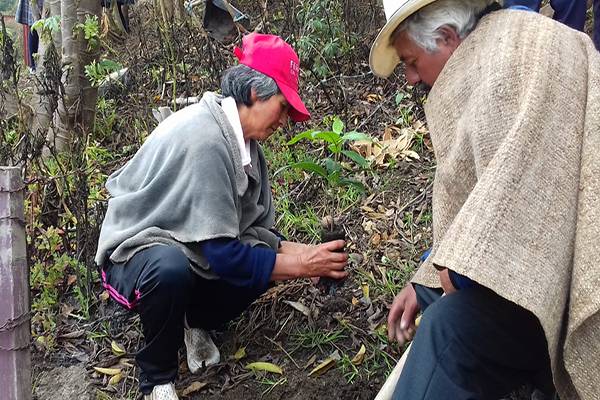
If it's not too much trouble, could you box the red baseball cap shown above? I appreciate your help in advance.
[234,33,310,122]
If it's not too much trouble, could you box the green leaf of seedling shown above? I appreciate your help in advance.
[332,117,344,135]
[314,131,341,146]
[326,143,338,154]
[341,131,372,142]
[291,161,328,178]
[324,158,342,174]
[327,170,341,186]
[287,129,320,145]
[395,92,406,105]
[341,150,369,168]
[338,178,365,192]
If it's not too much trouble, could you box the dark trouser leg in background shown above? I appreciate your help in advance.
[392,285,553,400]
[550,0,587,30]
[103,245,264,394]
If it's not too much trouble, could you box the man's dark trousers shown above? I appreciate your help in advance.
[391,285,554,400]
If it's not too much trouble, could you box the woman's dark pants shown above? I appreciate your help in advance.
[392,285,554,400]
[102,245,263,394]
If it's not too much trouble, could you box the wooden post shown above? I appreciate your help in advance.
[0,167,31,400]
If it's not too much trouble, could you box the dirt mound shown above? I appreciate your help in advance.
[34,365,93,400]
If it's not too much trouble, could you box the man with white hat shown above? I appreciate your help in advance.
[370,1,600,399]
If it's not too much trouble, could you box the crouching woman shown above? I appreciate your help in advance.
[95,33,348,400]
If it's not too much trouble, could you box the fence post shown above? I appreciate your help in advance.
[0,166,31,400]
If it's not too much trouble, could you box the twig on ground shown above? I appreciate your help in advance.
[264,335,301,369]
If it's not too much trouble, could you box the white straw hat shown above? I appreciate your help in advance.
[369,0,438,78]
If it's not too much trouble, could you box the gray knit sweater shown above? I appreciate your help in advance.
[94,92,279,278]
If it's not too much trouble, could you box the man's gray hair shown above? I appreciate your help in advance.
[221,64,280,106]
[391,0,495,52]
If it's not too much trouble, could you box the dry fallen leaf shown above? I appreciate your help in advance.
[108,373,123,385]
[304,354,317,369]
[366,93,382,103]
[351,344,367,365]
[67,274,77,286]
[99,291,110,302]
[361,282,370,302]
[182,381,208,396]
[371,233,381,246]
[93,367,122,376]
[60,304,75,317]
[350,126,423,167]
[308,350,341,377]
[283,300,311,317]
[234,346,247,361]
[119,358,135,368]
[59,329,85,339]
[245,362,283,375]
[111,340,126,356]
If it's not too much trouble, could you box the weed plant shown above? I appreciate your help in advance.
[295,0,358,79]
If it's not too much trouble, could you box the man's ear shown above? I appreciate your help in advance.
[437,25,461,51]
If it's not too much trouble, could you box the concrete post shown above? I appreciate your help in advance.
[0,167,31,400]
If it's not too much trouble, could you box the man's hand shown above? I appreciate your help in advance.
[299,240,348,279]
[438,268,457,294]
[387,283,420,345]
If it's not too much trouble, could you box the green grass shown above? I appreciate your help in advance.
[338,354,360,383]
[291,326,347,353]
[274,197,321,242]
[356,260,416,301]
[363,342,400,379]
[257,376,287,396]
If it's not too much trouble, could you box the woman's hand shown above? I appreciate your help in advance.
[278,240,310,255]
[298,240,348,279]
[387,284,420,345]
[271,240,348,281]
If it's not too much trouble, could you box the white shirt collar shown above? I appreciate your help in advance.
[221,97,251,167]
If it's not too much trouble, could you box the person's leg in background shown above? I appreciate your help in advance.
[391,286,553,400]
[550,0,587,30]
[28,27,39,71]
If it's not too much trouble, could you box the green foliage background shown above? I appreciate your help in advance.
[0,0,17,14]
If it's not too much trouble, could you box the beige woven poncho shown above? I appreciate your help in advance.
[411,9,600,400]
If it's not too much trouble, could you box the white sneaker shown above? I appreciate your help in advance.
[184,327,220,373]
[144,383,178,400]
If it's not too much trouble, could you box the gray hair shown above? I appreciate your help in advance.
[221,64,280,106]
[391,0,494,52]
